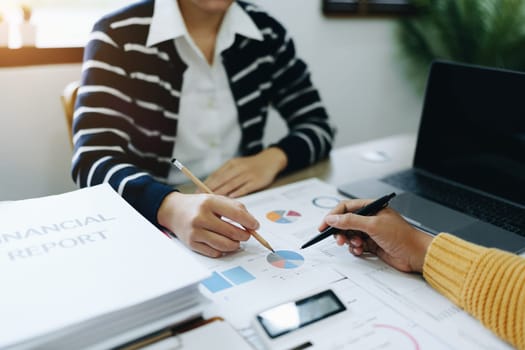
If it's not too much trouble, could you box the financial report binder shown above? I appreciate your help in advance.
[0,184,210,349]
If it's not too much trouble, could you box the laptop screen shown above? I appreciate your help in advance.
[414,61,525,205]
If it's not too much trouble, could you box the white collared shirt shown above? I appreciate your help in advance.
[146,0,263,185]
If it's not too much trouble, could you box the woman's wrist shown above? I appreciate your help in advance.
[157,191,183,228]
[264,147,288,173]
[411,229,434,273]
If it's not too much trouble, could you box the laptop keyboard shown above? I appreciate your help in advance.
[382,170,525,236]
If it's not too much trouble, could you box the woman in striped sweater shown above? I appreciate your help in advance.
[320,198,524,349]
[72,0,334,257]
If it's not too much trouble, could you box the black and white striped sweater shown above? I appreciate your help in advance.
[72,0,335,226]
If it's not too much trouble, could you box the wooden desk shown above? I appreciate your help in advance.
[178,133,417,193]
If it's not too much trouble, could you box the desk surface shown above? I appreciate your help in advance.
[179,133,416,193]
[274,133,416,189]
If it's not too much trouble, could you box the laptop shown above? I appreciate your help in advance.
[338,60,525,254]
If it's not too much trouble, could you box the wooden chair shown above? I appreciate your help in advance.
[60,81,80,148]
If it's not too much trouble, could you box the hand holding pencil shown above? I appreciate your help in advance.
[158,159,274,256]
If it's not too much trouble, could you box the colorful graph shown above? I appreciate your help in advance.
[266,210,302,224]
[201,266,256,293]
[312,196,340,209]
[373,324,420,350]
[267,250,305,269]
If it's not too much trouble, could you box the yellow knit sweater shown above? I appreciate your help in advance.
[423,233,525,349]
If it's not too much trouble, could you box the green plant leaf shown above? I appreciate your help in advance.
[397,0,525,90]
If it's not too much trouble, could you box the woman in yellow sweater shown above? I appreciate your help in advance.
[318,198,524,349]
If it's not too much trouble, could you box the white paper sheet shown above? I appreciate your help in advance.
[195,178,511,349]
[194,179,348,328]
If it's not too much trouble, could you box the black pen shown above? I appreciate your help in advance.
[300,192,396,249]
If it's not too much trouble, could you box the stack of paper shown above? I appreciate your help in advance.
[0,184,210,350]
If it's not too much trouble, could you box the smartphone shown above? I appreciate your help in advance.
[251,289,347,350]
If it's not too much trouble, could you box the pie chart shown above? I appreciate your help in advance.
[267,250,304,269]
[266,210,302,224]
[312,196,340,209]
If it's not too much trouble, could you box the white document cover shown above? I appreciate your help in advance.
[0,184,210,349]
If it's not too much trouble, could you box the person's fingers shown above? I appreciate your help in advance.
[335,233,347,246]
[328,201,349,214]
[326,200,355,216]
[334,232,368,249]
[335,233,367,257]
[318,199,374,231]
[197,212,251,242]
[340,199,375,213]
[204,160,241,191]
[212,174,248,197]
[206,196,259,231]
[187,240,223,258]
[194,229,244,252]
[204,171,233,193]
[318,201,348,231]
[350,245,364,256]
[205,174,233,193]
[325,212,375,234]
[228,181,259,198]
[348,234,365,248]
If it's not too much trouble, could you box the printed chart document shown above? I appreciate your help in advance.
[195,179,348,329]
[195,178,512,349]
[0,184,210,350]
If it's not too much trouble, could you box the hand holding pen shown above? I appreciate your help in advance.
[317,196,433,273]
[301,193,396,249]
[171,159,275,253]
